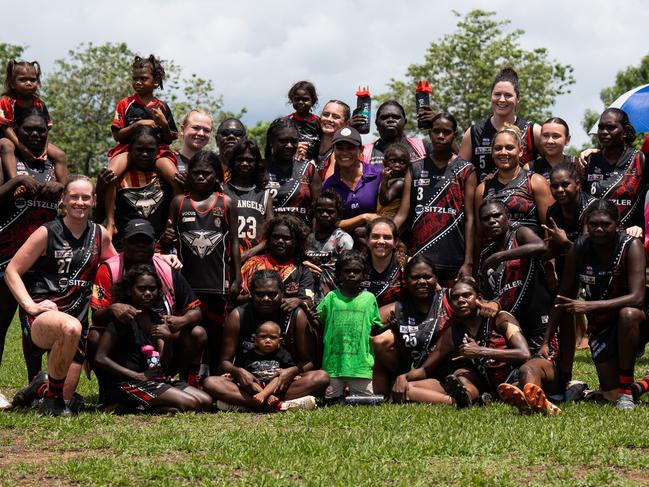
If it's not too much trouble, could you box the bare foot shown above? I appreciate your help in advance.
[267,395,280,408]
[253,393,265,405]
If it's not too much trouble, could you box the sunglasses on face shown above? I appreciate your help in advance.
[217,129,245,138]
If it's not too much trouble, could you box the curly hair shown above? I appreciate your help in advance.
[187,150,224,192]
[262,214,309,260]
[288,80,318,107]
[249,269,286,296]
[112,264,162,307]
[312,189,345,218]
[133,54,166,89]
[127,125,161,147]
[335,249,367,278]
[364,217,408,272]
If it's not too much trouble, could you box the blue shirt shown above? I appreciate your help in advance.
[323,163,383,219]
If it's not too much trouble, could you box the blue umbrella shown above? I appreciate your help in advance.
[589,83,649,134]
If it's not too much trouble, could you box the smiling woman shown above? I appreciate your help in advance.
[174,109,214,174]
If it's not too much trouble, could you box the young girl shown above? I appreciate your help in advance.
[104,55,182,232]
[0,60,66,180]
[95,264,211,413]
[225,139,273,262]
[377,143,408,218]
[312,250,384,400]
[285,80,321,162]
[528,117,577,181]
[304,190,354,303]
[584,108,645,237]
[165,150,241,371]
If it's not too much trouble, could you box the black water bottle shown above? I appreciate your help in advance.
[353,86,371,134]
[416,80,433,130]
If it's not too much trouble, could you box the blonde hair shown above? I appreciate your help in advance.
[180,108,214,130]
[493,122,522,148]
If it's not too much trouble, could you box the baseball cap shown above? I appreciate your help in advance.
[123,219,155,240]
[331,126,362,147]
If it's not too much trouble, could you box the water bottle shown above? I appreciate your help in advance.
[353,86,371,134]
[141,345,161,370]
[416,80,433,130]
[343,394,385,405]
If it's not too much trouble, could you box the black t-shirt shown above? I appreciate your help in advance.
[237,347,295,383]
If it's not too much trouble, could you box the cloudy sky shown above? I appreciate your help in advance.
[4,0,649,146]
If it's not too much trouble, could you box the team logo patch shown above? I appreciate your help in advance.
[181,230,223,258]
[213,207,224,217]
[122,188,164,218]
[285,282,299,295]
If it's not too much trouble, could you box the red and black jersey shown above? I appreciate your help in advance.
[225,183,269,254]
[483,169,539,234]
[266,158,316,223]
[175,193,232,295]
[394,289,452,368]
[480,229,552,354]
[585,147,645,229]
[574,232,636,333]
[529,155,578,182]
[286,112,322,162]
[25,218,102,327]
[469,117,536,182]
[240,254,315,302]
[107,95,178,158]
[0,95,52,128]
[114,171,172,248]
[361,255,405,307]
[0,158,58,274]
[407,155,474,271]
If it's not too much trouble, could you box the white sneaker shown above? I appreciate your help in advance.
[615,393,635,411]
[279,395,317,411]
[216,400,248,412]
[0,392,10,410]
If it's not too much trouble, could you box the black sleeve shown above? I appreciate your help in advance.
[164,101,178,134]
[297,265,315,300]
[277,347,295,368]
[172,269,199,314]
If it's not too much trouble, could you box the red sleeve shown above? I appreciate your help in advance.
[91,263,114,310]
[111,97,130,130]
[0,96,15,126]
[240,256,266,296]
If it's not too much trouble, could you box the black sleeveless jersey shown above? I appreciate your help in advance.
[266,158,316,223]
[176,193,231,294]
[360,255,405,307]
[483,169,539,234]
[235,303,298,359]
[225,183,269,254]
[394,290,451,368]
[407,155,474,270]
[585,147,645,228]
[115,174,172,246]
[574,232,636,333]
[26,218,102,327]
[0,158,58,273]
[528,155,578,181]
[469,117,536,182]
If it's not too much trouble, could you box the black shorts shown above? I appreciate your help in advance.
[19,311,87,364]
[589,326,617,364]
[104,379,189,409]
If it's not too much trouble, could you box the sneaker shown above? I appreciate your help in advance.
[279,395,317,411]
[443,375,472,409]
[38,396,72,417]
[615,393,635,411]
[12,371,48,408]
[497,383,530,414]
[0,392,11,410]
[478,392,493,406]
[564,380,588,403]
[66,393,85,415]
[215,400,248,412]
[523,383,561,415]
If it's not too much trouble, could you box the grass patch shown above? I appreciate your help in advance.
[2,318,649,485]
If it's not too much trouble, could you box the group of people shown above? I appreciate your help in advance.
[0,55,648,417]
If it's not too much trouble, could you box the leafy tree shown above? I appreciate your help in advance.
[581,53,649,147]
[43,42,243,176]
[247,120,271,153]
[0,43,27,81]
[378,10,575,134]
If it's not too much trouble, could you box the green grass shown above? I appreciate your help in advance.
[2,319,649,486]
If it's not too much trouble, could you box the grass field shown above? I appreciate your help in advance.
[2,320,649,486]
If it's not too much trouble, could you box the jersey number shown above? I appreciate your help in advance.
[416,187,424,201]
[269,188,278,199]
[57,257,72,274]
[238,216,257,239]
[402,334,418,347]
[478,154,486,169]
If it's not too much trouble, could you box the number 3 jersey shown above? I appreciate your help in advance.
[225,183,269,254]
[175,193,232,295]
[25,218,103,327]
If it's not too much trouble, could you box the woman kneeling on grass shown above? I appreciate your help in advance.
[95,264,211,413]
[390,278,531,408]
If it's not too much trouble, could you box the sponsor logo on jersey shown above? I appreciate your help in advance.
[237,200,265,212]
[182,216,196,223]
[579,274,596,285]
[14,198,58,211]
[500,279,522,293]
[59,278,91,289]
[213,207,224,217]
[54,249,73,258]
[181,230,223,258]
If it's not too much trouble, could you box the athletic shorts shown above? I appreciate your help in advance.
[325,377,373,399]
[104,379,189,410]
[19,311,87,364]
[588,326,617,364]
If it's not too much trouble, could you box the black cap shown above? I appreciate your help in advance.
[123,219,155,240]
[331,126,362,147]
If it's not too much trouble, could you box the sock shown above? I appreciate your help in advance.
[36,383,48,398]
[631,373,649,399]
[187,364,200,388]
[45,376,65,398]
[618,369,634,396]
